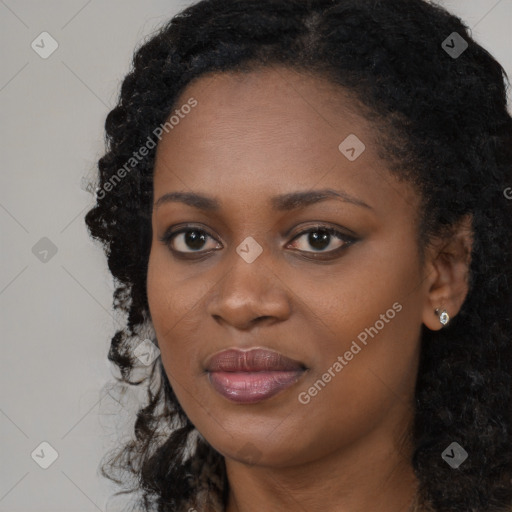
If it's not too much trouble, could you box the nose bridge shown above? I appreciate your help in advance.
[223,236,272,303]
[207,236,291,327]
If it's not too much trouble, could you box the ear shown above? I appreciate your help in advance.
[421,214,473,331]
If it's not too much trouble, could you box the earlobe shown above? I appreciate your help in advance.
[424,305,451,331]
[434,308,450,326]
[423,307,451,332]
[421,215,473,331]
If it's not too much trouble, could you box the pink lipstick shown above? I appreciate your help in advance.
[205,348,306,404]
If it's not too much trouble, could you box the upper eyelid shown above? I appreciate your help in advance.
[162,225,219,242]
[162,223,352,238]
[289,226,353,239]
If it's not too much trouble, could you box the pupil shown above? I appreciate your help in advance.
[309,230,330,251]
[185,230,206,250]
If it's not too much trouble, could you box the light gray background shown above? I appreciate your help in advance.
[1,1,511,511]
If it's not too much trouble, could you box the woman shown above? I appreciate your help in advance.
[85,0,512,510]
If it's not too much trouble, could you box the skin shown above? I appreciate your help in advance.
[146,66,472,512]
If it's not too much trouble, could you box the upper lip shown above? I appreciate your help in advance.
[204,348,306,372]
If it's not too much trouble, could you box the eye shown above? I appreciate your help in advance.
[287,226,356,257]
[158,226,222,257]
[159,224,357,260]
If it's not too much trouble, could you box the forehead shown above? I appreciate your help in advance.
[152,66,417,217]
[155,66,370,169]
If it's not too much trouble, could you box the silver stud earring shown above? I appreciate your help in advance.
[435,308,450,326]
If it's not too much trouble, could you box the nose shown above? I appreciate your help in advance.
[206,248,292,330]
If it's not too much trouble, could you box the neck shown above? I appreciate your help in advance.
[224,412,419,512]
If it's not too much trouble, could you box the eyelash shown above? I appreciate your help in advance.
[158,224,357,260]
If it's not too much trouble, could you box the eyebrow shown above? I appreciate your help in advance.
[153,188,372,212]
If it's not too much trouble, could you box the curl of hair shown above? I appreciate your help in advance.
[85,1,512,510]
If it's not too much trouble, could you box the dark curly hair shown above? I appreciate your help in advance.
[84,0,512,510]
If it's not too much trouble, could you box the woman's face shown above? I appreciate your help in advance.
[147,66,432,468]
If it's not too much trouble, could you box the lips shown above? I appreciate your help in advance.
[205,348,306,404]
[205,348,305,372]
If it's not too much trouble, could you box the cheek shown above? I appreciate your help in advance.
[146,248,201,371]
[304,236,423,355]
[297,241,424,428]
[147,241,210,326]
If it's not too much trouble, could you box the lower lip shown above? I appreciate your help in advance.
[208,370,305,403]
